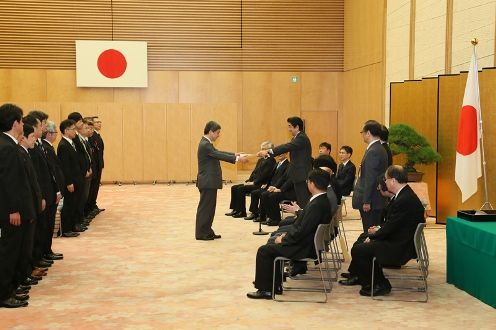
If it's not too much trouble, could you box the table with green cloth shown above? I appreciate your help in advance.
[446,216,496,308]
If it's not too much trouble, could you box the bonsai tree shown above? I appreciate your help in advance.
[388,123,441,172]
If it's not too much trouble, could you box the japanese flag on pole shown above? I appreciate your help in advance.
[455,49,482,202]
[76,40,148,88]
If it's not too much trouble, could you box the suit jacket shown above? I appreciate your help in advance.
[196,136,236,190]
[336,160,356,196]
[18,146,42,217]
[278,193,331,260]
[248,157,276,186]
[369,185,425,265]
[43,139,66,194]
[268,159,289,187]
[89,131,104,169]
[271,131,312,184]
[0,133,34,223]
[29,142,57,206]
[73,134,91,175]
[57,138,85,189]
[352,140,388,210]
[382,142,393,167]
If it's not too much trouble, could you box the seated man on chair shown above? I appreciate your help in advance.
[225,141,275,218]
[336,145,356,196]
[247,169,331,299]
[338,165,425,297]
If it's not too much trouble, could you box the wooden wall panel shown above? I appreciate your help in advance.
[47,70,114,103]
[242,72,272,163]
[301,72,343,112]
[190,104,214,182]
[142,104,167,182]
[178,72,210,104]
[390,79,438,215]
[141,71,179,103]
[342,63,385,159]
[211,103,238,181]
[271,73,301,146]
[114,89,142,103]
[0,69,46,101]
[303,111,338,159]
[167,104,191,182]
[344,0,385,70]
[96,103,123,182]
[122,104,144,182]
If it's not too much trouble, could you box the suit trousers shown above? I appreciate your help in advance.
[293,181,310,208]
[0,220,23,300]
[86,168,102,212]
[359,209,383,232]
[79,177,92,219]
[248,188,265,215]
[32,210,48,264]
[264,191,296,223]
[43,203,57,254]
[348,241,387,287]
[195,188,217,239]
[61,181,83,233]
[229,184,259,213]
[16,219,35,285]
[254,243,284,292]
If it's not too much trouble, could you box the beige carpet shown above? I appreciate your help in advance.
[1,184,495,329]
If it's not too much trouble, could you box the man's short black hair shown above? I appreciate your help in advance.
[307,168,330,191]
[0,103,23,132]
[204,121,221,135]
[362,120,382,137]
[29,110,49,121]
[23,124,34,138]
[287,116,304,132]
[340,145,353,155]
[60,119,76,134]
[68,112,83,122]
[22,114,40,128]
[313,155,337,174]
[319,142,332,151]
[379,125,389,142]
[386,165,408,184]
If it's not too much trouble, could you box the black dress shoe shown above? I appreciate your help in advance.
[213,234,221,239]
[17,284,31,291]
[338,276,360,286]
[40,258,54,264]
[14,294,29,301]
[0,296,28,308]
[21,278,38,286]
[232,212,247,218]
[359,282,392,297]
[72,225,86,232]
[225,210,237,216]
[264,219,279,226]
[29,274,42,281]
[62,232,79,237]
[244,213,258,220]
[49,251,64,257]
[37,260,52,268]
[44,253,63,261]
[246,290,272,299]
[340,272,352,279]
[196,236,214,241]
[253,217,264,222]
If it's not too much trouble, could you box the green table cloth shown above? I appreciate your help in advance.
[446,216,496,308]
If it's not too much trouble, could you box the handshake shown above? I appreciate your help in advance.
[236,152,250,163]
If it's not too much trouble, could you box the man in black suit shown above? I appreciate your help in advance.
[245,153,289,221]
[247,169,331,299]
[257,116,313,207]
[195,121,247,240]
[380,125,393,167]
[340,165,425,296]
[0,103,30,308]
[57,119,84,238]
[336,145,356,196]
[225,141,275,218]
[87,116,105,215]
[352,120,388,232]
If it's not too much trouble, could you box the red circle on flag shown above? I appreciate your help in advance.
[97,49,127,79]
[456,105,478,155]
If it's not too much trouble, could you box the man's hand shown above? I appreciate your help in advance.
[367,226,379,235]
[280,201,301,215]
[267,186,276,192]
[275,233,286,244]
[363,203,371,212]
[257,150,269,158]
[56,192,62,204]
[67,184,74,193]
[238,154,249,163]
[364,237,371,243]
[41,199,46,211]
[9,212,21,226]
[261,184,267,189]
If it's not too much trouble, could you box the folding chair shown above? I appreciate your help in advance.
[272,224,333,303]
[371,222,429,302]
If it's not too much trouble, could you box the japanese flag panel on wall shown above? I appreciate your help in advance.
[76,40,148,88]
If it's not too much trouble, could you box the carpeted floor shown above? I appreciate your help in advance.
[1,184,495,329]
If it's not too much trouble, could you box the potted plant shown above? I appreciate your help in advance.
[388,123,442,182]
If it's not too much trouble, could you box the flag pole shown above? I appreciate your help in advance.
[472,38,494,210]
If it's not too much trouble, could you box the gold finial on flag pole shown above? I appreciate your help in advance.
[471,38,478,46]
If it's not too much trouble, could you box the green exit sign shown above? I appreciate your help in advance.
[291,75,298,83]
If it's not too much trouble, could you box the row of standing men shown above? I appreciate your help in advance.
[0,104,105,308]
